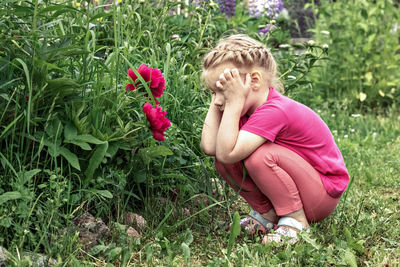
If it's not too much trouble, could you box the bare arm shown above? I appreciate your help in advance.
[215,69,266,164]
[201,94,222,156]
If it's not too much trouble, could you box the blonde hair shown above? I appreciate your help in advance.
[202,34,283,92]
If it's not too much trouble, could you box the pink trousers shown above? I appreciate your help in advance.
[215,142,340,223]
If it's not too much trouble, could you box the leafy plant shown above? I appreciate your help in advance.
[309,0,400,109]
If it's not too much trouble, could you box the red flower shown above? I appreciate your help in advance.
[142,102,171,141]
[126,64,166,100]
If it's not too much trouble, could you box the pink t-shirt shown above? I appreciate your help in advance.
[240,88,349,198]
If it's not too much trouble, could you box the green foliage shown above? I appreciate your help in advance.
[310,0,400,108]
[227,211,241,257]
[0,0,399,265]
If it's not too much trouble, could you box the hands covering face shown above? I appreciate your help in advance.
[216,68,251,102]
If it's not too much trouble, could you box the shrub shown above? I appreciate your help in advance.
[309,0,400,109]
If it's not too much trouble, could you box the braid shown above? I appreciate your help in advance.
[202,34,283,92]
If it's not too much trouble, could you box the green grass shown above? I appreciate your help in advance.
[123,107,400,267]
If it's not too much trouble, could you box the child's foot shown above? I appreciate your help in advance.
[226,210,275,235]
[262,216,309,244]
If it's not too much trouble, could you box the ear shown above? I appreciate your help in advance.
[250,71,262,90]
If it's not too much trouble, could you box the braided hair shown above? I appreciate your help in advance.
[202,34,283,92]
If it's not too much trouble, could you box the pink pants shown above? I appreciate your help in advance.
[215,142,340,223]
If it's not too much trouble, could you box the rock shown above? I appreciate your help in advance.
[73,211,95,225]
[123,212,147,232]
[77,229,99,250]
[127,226,141,239]
[24,252,57,267]
[73,212,110,238]
[183,208,191,217]
[0,246,8,267]
[95,218,111,238]
[0,246,57,267]
[73,212,111,250]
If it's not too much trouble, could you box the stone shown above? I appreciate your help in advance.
[72,212,111,250]
[0,246,8,267]
[0,247,57,267]
[123,212,147,232]
[183,208,191,217]
[127,226,141,239]
[24,252,57,267]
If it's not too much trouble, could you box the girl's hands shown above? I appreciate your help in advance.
[216,68,251,103]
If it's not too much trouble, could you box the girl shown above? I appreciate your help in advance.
[200,34,349,244]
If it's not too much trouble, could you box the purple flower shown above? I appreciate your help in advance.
[258,25,271,34]
[248,0,284,19]
[258,24,277,35]
[219,0,236,17]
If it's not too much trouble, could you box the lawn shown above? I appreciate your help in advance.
[126,108,400,266]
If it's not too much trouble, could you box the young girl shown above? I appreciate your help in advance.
[200,34,349,244]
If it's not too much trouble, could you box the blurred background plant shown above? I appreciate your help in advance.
[308,0,400,110]
[0,0,399,265]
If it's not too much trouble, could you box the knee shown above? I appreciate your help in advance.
[244,142,277,171]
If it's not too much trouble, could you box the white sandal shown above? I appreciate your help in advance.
[262,216,309,244]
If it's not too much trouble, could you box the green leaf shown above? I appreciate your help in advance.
[64,140,91,150]
[85,142,109,180]
[89,244,109,256]
[74,134,105,144]
[18,169,41,182]
[183,229,194,246]
[44,139,60,157]
[0,113,23,139]
[59,146,81,171]
[227,211,241,257]
[0,217,12,228]
[344,249,358,267]
[106,142,119,158]
[91,189,113,199]
[108,247,122,261]
[360,8,368,19]
[45,119,63,146]
[139,145,173,165]
[46,78,80,91]
[344,227,354,243]
[133,170,147,184]
[0,191,22,205]
[38,4,80,16]
[300,231,320,250]
[64,122,78,140]
[181,243,190,265]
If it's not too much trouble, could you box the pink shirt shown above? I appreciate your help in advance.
[240,88,349,198]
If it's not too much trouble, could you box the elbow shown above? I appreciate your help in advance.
[200,143,216,156]
[215,152,236,164]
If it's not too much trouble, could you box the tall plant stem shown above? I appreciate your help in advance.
[113,3,121,92]
[26,0,39,134]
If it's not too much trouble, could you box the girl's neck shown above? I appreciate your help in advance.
[247,87,270,116]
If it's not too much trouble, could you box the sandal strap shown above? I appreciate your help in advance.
[277,216,309,232]
[248,210,274,230]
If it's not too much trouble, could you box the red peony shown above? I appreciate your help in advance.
[142,102,171,141]
[126,64,166,100]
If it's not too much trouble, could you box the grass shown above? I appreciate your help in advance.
[1,0,399,266]
[123,107,400,266]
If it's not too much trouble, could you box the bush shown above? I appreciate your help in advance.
[309,0,400,109]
